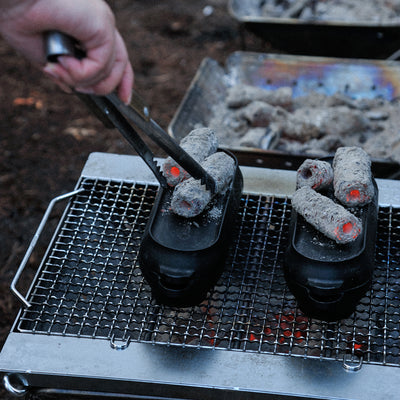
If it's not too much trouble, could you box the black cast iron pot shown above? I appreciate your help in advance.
[139,150,243,307]
[284,180,379,321]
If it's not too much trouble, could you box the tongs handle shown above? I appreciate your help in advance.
[44,31,217,193]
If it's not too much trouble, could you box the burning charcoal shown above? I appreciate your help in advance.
[292,186,362,244]
[171,152,235,218]
[226,84,293,109]
[162,128,218,186]
[333,146,374,207]
[296,159,333,190]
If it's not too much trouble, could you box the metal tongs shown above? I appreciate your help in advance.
[45,31,216,193]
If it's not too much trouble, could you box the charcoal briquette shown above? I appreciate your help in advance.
[171,152,236,218]
[333,146,374,207]
[292,186,362,244]
[162,128,218,186]
[296,159,333,190]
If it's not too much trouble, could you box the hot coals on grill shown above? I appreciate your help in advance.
[284,147,379,321]
[171,152,236,218]
[138,129,243,307]
[162,128,218,186]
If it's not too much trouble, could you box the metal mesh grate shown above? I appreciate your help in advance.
[16,178,400,367]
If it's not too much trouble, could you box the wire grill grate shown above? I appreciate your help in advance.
[16,178,400,367]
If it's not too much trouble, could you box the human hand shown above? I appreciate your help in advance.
[0,0,134,104]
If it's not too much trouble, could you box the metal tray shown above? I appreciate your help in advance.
[168,51,400,177]
[228,0,400,58]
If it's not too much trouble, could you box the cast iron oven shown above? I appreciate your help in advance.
[1,152,400,400]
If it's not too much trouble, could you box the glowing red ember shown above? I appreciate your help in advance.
[347,189,360,202]
[170,166,180,177]
[342,222,353,234]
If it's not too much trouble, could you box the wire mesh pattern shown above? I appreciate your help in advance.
[17,178,400,367]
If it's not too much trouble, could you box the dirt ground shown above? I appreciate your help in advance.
[0,1,271,398]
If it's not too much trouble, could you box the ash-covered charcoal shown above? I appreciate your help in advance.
[275,113,320,141]
[291,92,385,112]
[315,107,370,137]
[333,147,374,207]
[296,159,333,190]
[171,152,236,218]
[226,84,293,109]
[288,106,370,138]
[236,101,288,127]
[238,126,280,149]
[258,0,400,23]
[208,83,400,161]
[280,0,310,18]
[291,135,345,157]
[238,127,268,148]
[162,128,218,186]
[292,186,362,244]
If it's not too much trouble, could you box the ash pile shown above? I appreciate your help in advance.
[207,84,400,163]
[250,0,400,23]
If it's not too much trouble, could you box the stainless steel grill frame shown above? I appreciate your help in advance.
[1,152,400,399]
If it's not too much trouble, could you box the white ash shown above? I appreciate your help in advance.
[207,204,223,221]
[236,101,288,127]
[162,127,218,186]
[171,152,236,218]
[333,147,374,207]
[227,84,293,108]
[296,159,333,190]
[206,85,400,162]
[283,134,345,158]
[292,186,362,244]
[256,0,400,23]
[291,92,386,110]
[280,0,310,19]
[238,127,269,148]
[290,106,370,137]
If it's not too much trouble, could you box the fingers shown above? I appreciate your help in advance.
[75,32,134,103]
[117,61,134,105]
[2,0,134,102]
[42,23,134,103]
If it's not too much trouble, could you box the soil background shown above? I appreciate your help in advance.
[0,1,270,399]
